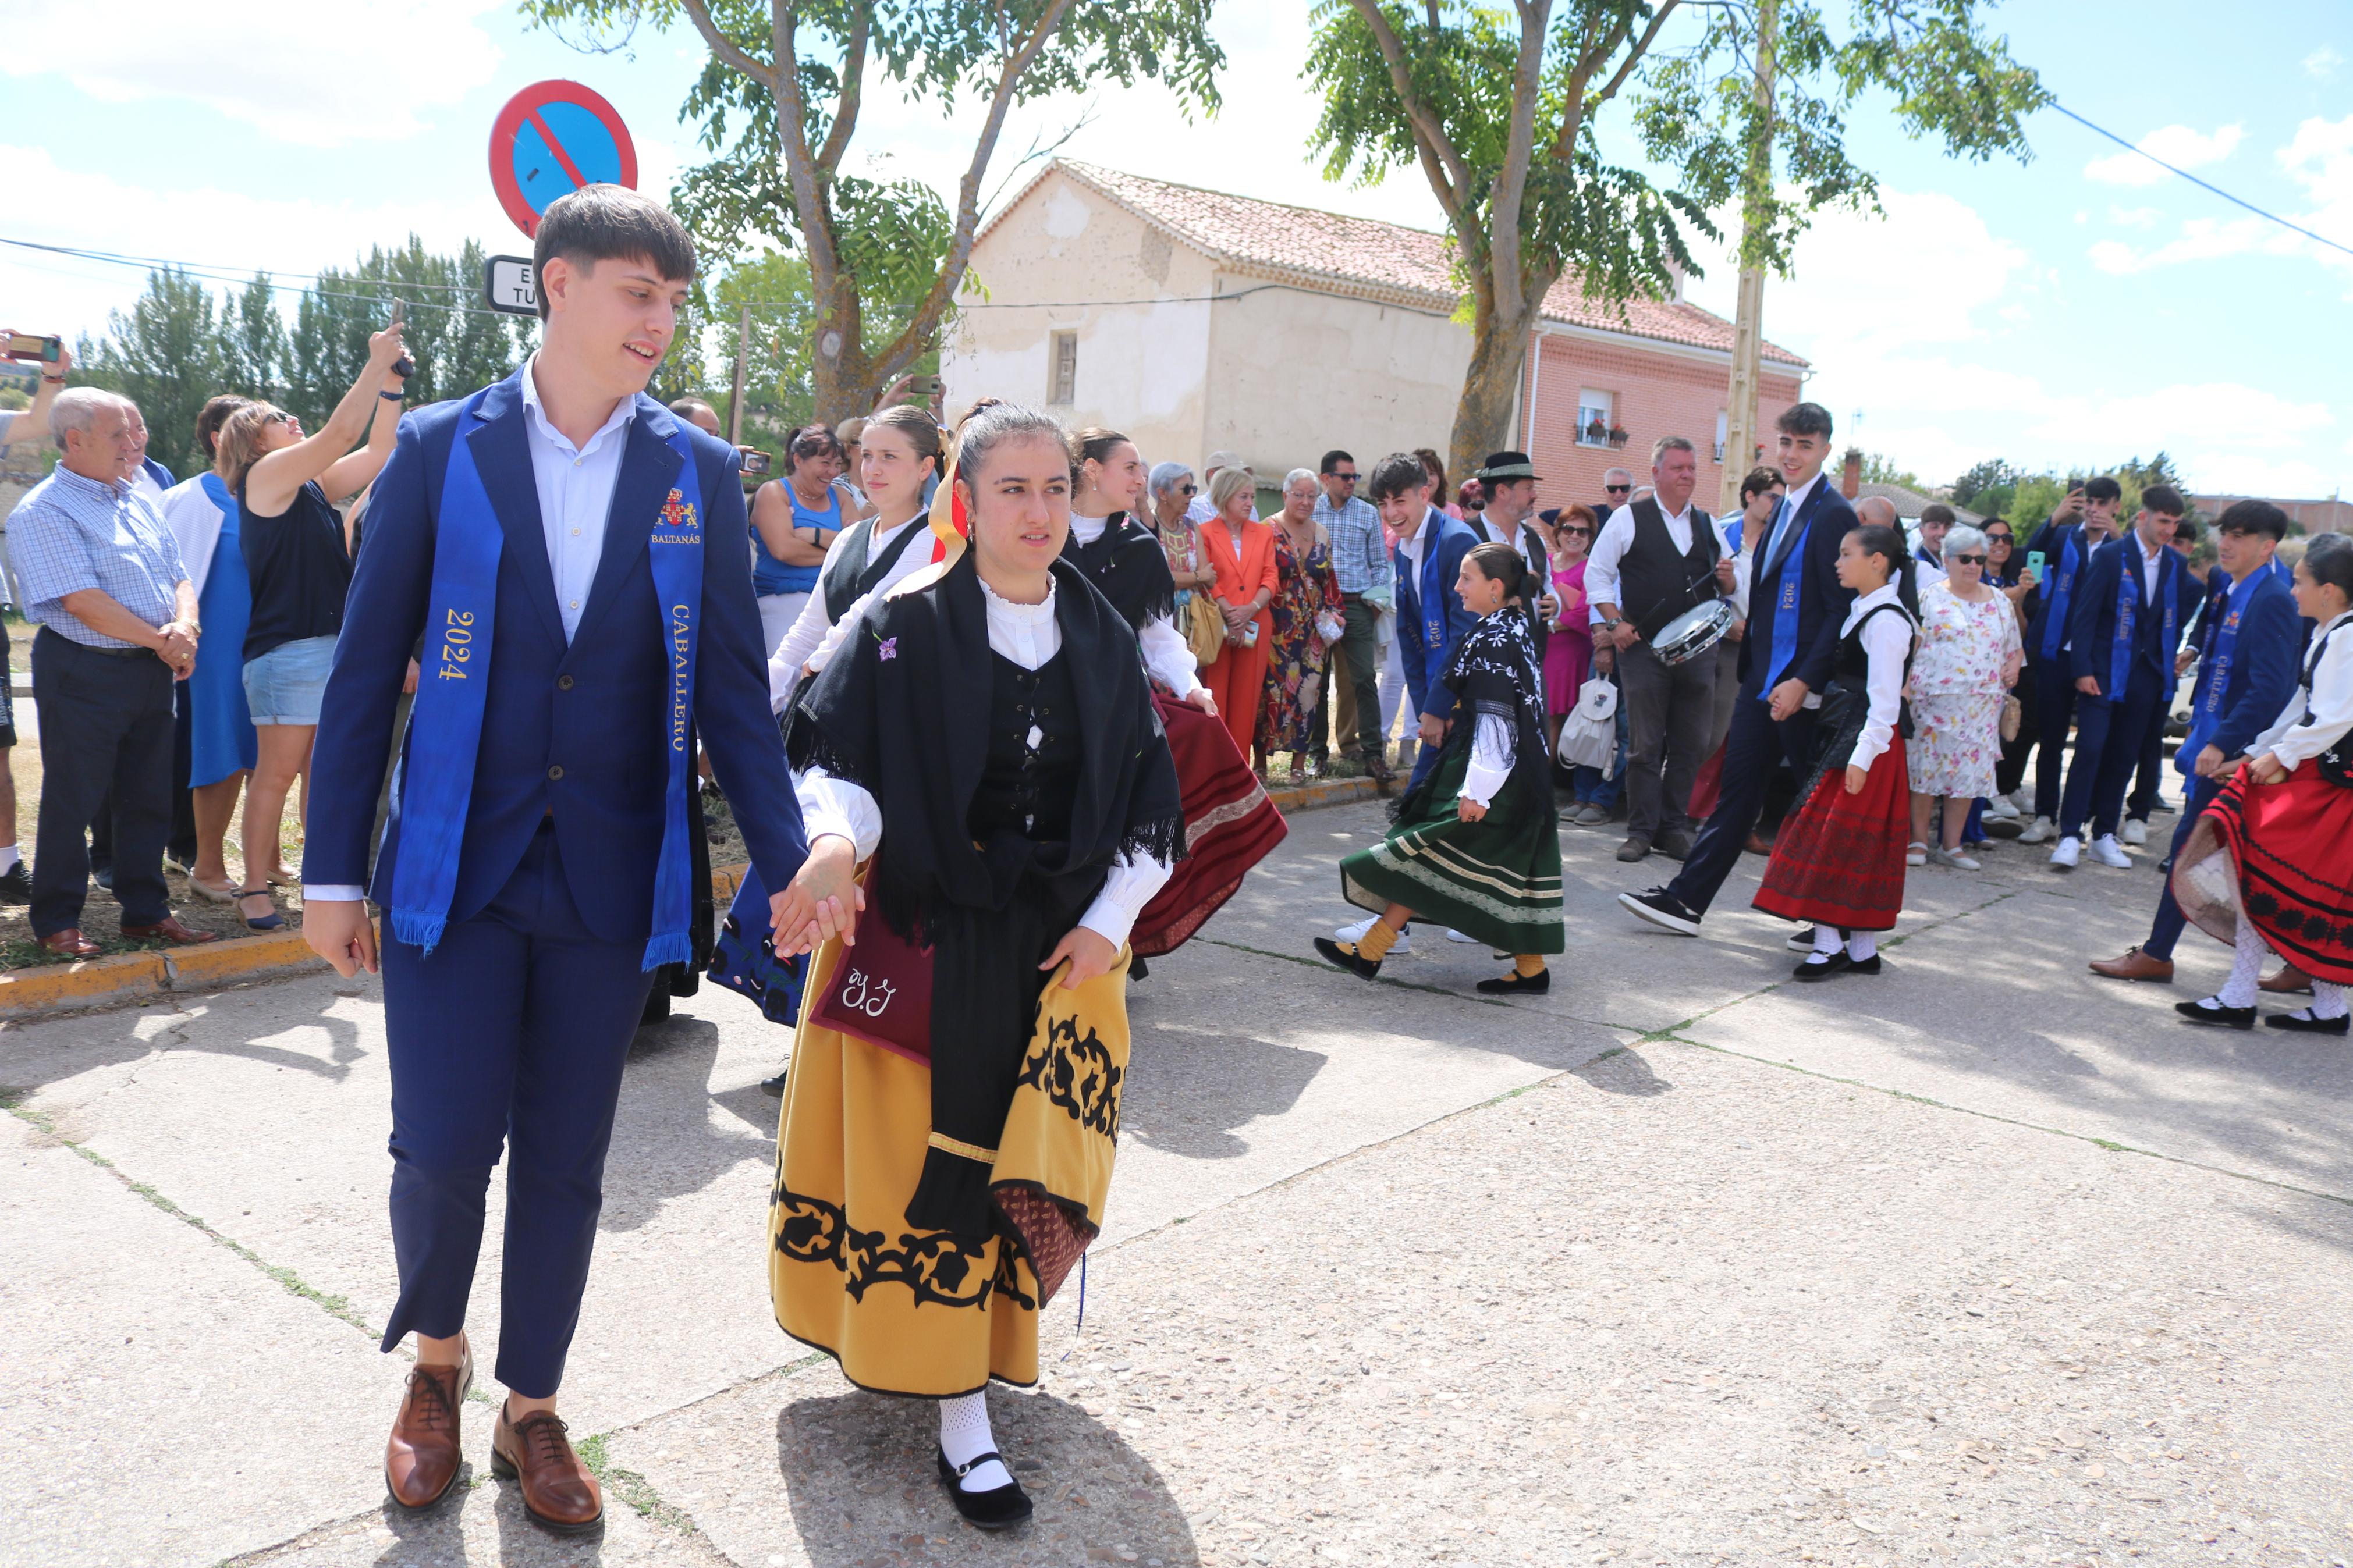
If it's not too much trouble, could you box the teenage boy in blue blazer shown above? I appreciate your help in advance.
[1371,450,1481,788]
[2088,500,2302,982]
[303,186,806,1533]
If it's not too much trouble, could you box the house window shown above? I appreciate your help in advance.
[1049,332,1078,406]
[1577,390,1613,449]
[1715,410,1729,464]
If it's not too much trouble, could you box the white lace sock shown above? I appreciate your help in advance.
[2312,980,2349,1021]
[1811,925,1844,957]
[938,1391,1012,1492]
[2217,916,2269,1009]
[1847,930,1878,962]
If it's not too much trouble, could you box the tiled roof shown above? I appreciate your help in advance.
[1005,159,1806,369]
[1854,481,1982,526]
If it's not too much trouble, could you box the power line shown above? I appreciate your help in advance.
[2050,99,2353,261]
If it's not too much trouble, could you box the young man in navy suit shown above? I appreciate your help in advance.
[303,187,807,1533]
[2047,485,2188,872]
[2017,477,2122,841]
[1621,401,1858,937]
[2088,500,2301,982]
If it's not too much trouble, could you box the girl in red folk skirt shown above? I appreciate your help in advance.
[1754,523,1920,980]
[2169,534,2353,1033]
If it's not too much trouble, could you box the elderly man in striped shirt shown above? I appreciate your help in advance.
[1312,448,1396,784]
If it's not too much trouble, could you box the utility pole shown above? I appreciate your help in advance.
[727,303,753,447]
[1718,0,1779,519]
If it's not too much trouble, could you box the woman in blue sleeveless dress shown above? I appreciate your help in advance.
[750,424,856,656]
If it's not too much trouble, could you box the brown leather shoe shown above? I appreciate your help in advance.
[385,1343,473,1510]
[1743,831,1773,857]
[2261,963,2315,995]
[2089,946,2174,984]
[118,914,219,945]
[492,1406,603,1534]
[37,928,101,958]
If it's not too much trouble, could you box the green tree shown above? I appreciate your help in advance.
[76,266,225,480]
[222,275,288,407]
[1306,1,2046,479]
[1859,451,1921,490]
[1949,457,2018,510]
[521,0,1226,421]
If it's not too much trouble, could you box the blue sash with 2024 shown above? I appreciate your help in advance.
[392,391,704,968]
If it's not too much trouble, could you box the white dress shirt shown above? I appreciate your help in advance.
[1583,498,1731,626]
[2252,610,2353,771]
[768,514,930,708]
[1841,583,1918,773]
[306,358,637,905]
[2134,535,2164,607]
[1766,471,1826,566]
[1069,510,1204,699]
[796,574,1176,950]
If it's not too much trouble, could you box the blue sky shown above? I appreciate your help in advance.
[6,1,2347,499]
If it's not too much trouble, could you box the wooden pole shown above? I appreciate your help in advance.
[727,303,752,447]
[1718,0,1779,520]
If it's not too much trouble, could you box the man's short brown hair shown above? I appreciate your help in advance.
[1738,466,1780,504]
[531,184,697,321]
[2141,483,2186,518]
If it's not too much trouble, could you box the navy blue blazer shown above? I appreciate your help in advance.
[2187,567,2302,760]
[2065,534,2187,695]
[1394,508,1481,719]
[2021,520,2099,660]
[1736,477,1858,698]
[307,370,806,946]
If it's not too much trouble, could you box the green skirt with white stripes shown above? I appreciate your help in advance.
[1338,745,1564,955]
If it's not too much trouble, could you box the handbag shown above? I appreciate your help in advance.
[1315,608,1347,645]
[1184,595,1226,666]
[1555,675,1620,776]
[803,865,935,1065]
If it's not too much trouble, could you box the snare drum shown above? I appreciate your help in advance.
[1651,599,1735,666]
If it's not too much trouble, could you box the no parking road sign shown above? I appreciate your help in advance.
[488,79,637,239]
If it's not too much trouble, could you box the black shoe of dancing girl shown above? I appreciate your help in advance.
[937,1448,1034,1530]
[1475,966,1550,994]
[2175,996,2256,1030]
[2265,1007,2350,1034]
[1314,936,1382,981]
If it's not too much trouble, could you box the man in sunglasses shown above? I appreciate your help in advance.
[1596,467,1634,524]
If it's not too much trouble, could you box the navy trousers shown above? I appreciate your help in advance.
[2127,691,2171,821]
[1667,694,1819,916]
[2059,667,2164,841]
[379,820,657,1398]
[2143,774,2222,961]
[2029,657,2078,822]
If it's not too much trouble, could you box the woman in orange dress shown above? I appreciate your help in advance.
[1196,465,1279,759]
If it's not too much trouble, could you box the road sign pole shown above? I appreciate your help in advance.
[728,304,752,447]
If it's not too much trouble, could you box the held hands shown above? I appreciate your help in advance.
[1221,598,1252,634]
[1417,712,1449,751]
[1456,795,1489,822]
[156,621,198,677]
[1607,621,1641,651]
[2244,752,2289,785]
[1767,677,1809,722]
[772,835,864,957]
[1844,764,1868,796]
[2176,648,2196,678]
[2193,743,2228,779]
[1040,925,1120,990]
[305,899,379,977]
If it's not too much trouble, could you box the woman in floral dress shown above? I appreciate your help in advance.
[1908,524,2021,870]
[1256,468,1345,774]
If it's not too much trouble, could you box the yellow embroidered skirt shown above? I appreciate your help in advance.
[768,935,1130,1397]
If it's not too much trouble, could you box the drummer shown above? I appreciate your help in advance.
[1585,434,1738,865]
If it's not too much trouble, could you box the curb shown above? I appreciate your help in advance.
[0,775,1388,1019]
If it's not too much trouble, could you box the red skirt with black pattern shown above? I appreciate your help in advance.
[1129,693,1289,957]
[2171,767,2353,985]
[1752,741,1911,933]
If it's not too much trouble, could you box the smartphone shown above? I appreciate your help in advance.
[4,333,62,365]
[739,450,773,477]
[904,374,942,399]
[2025,550,2045,579]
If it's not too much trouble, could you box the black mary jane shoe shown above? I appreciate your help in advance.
[2175,997,2256,1030]
[1843,953,1883,976]
[759,1068,790,1097]
[1129,954,1149,982]
[1313,936,1382,981]
[1475,968,1550,995]
[936,1448,1033,1531]
[1791,952,1849,983]
[2265,1008,2351,1035]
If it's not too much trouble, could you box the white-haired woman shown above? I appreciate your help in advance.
[1258,467,1345,775]
[1908,524,2020,869]
[1148,461,1212,613]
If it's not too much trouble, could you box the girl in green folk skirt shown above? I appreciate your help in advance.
[1316,542,1564,993]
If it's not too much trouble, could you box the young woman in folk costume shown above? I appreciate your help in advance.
[1315,542,1564,993]
[1752,522,1921,980]
[765,402,1184,1530]
[2170,532,2353,1033]
[1065,426,1287,972]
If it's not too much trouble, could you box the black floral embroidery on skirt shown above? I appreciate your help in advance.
[1017,1014,1123,1138]
[773,1188,1002,1310]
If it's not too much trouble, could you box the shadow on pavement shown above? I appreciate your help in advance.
[1122,1007,1325,1160]
[599,1014,772,1233]
[775,1386,1199,1565]
[1571,1048,1673,1097]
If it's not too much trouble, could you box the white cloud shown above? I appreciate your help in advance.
[2084,123,2245,187]
[2,0,503,145]
[2105,205,2163,229]
[2306,45,2343,80]
[2086,115,2353,285]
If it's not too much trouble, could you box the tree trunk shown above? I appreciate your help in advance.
[1449,300,1541,485]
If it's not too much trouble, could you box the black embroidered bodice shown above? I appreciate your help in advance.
[967,651,1082,845]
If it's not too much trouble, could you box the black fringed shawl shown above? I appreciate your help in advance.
[1063,511,1179,632]
[787,550,1186,1239]
[1394,606,1553,822]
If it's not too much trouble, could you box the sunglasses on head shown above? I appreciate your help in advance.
[1952,553,1988,565]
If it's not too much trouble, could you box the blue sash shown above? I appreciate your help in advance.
[1763,498,1811,694]
[2038,528,2082,660]
[2106,545,2174,698]
[2177,567,2256,771]
[393,392,704,968]
[1417,517,1449,662]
